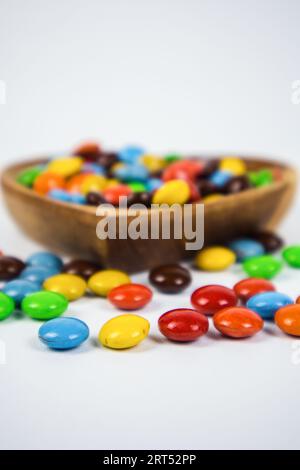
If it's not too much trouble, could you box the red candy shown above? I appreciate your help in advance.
[108,283,152,310]
[234,278,276,303]
[213,307,264,338]
[158,308,209,342]
[191,285,237,316]
[103,185,133,205]
[163,160,203,182]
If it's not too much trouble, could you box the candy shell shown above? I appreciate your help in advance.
[219,157,246,176]
[233,278,276,303]
[2,280,40,306]
[282,246,300,268]
[195,247,236,271]
[191,285,237,316]
[158,308,209,342]
[108,283,152,310]
[213,307,264,338]
[228,238,265,262]
[43,274,87,301]
[118,146,145,164]
[80,175,107,195]
[275,305,300,337]
[26,252,63,270]
[33,173,66,195]
[149,264,191,294]
[17,166,42,187]
[20,266,60,284]
[0,256,25,281]
[99,314,150,349]
[22,291,68,320]
[243,255,283,279]
[152,180,190,205]
[246,292,293,320]
[39,317,89,350]
[47,157,83,178]
[88,270,131,297]
[0,292,15,320]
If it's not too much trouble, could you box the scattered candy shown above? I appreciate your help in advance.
[26,252,63,270]
[149,264,191,294]
[246,292,293,320]
[228,238,265,262]
[108,283,152,310]
[191,285,237,316]
[63,259,102,280]
[233,278,276,303]
[20,266,59,284]
[2,279,40,306]
[195,247,236,271]
[243,255,283,279]
[275,305,300,337]
[213,307,264,338]
[22,291,68,320]
[0,256,25,281]
[282,245,300,268]
[38,317,89,350]
[152,180,190,205]
[88,270,131,297]
[0,292,15,320]
[158,308,209,342]
[43,274,87,301]
[252,231,284,253]
[99,314,150,349]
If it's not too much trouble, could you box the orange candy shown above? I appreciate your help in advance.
[275,304,300,337]
[213,307,264,338]
[33,172,65,195]
[66,174,90,193]
[103,185,133,205]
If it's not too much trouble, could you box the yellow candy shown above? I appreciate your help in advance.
[99,314,150,349]
[105,178,119,188]
[140,155,166,173]
[88,270,131,297]
[219,157,246,176]
[47,157,83,178]
[152,180,190,205]
[195,246,236,271]
[80,174,107,194]
[43,274,87,301]
[202,194,224,204]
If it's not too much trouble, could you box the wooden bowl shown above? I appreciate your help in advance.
[1,156,297,272]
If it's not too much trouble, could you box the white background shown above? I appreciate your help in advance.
[1,0,300,450]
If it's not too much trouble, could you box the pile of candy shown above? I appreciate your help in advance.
[16,141,278,207]
[1,233,300,351]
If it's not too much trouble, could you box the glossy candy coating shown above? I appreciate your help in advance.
[108,283,152,310]
[252,231,283,253]
[63,259,102,280]
[127,192,152,207]
[48,189,72,202]
[162,160,203,182]
[114,164,149,182]
[99,314,150,349]
[88,270,131,297]
[103,184,133,205]
[26,252,63,270]
[43,274,87,301]
[228,238,265,262]
[66,173,90,193]
[152,180,190,205]
[20,266,59,284]
[33,172,66,195]
[97,152,118,169]
[200,159,220,177]
[213,307,264,338]
[118,146,145,164]
[197,179,218,197]
[191,285,237,316]
[282,246,300,268]
[246,292,293,320]
[0,292,15,320]
[39,317,89,350]
[0,256,25,281]
[275,305,300,337]
[158,308,209,342]
[146,178,162,192]
[47,157,83,178]
[243,255,282,279]
[2,280,40,306]
[249,169,273,187]
[195,247,236,271]
[127,181,147,192]
[219,157,246,176]
[224,175,251,194]
[17,166,42,187]
[149,264,191,294]
[233,278,276,303]
[80,175,107,194]
[86,191,107,206]
[140,155,166,173]
[22,291,68,320]
[73,141,101,160]
[209,170,232,187]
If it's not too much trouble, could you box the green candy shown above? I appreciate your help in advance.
[243,255,283,279]
[248,169,273,187]
[21,291,68,320]
[0,292,15,320]
[17,166,42,187]
[282,245,300,268]
[128,181,147,192]
[164,154,181,164]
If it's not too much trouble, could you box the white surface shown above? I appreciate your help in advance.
[1,0,300,450]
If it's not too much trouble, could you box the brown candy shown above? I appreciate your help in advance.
[149,264,191,294]
[251,230,284,253]
[0,256,25,281]
[86,192,107,206]
[127,192,152,208]
[200,159,220,178]
[63,259,102,280]
[223,175,251,194]
[97,152,119,170]
[197,180,218,197]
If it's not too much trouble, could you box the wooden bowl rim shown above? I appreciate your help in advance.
[1,155,297,216]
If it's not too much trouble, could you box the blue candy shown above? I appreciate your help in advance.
[114,164,149,182]
[20,266,59,284]
[247,292,293,320]
[228,239,265,262]
[147,178,163,192]
[48,189,72,203]
[118,146,145,164]
[209,170,232,187]
[82,163,105,175]
[38,317,89,350]
[26,252,63,270]
[2,280,40,306]
[69,193,86,205]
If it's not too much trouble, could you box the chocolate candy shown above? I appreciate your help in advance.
[251,231,283,253]
[22,291,68,320]
[3,280,40,306]
[97,152,118,169]
[197,180,218,197]
[63,259,102,280]
[152,180,191,205]
[86,192,107,206]
[108,283,153,310]
[191,285,237,316]
[224,175,251,194]
[282,245,300,268]
[26,252,63,270]
[33,172,65,195]
[195,247,236,271]
[73,141,102,160]
[99,314,150,349]
[0,256,25,281]
[158,308,209,342]
[233,278,276,303]
[228,238,265,262]
[243,255,283,279]
[39,317,89,350]
[200,159,220,178]
[43,274,87,301]
[213,307,264,338]
[0,292,15,320]
[127,192,152,207]
[247,292,293,320]
[20,266,60,284]
[88,270,131,297]
[149,264,191,294]
[275,305,300,336]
